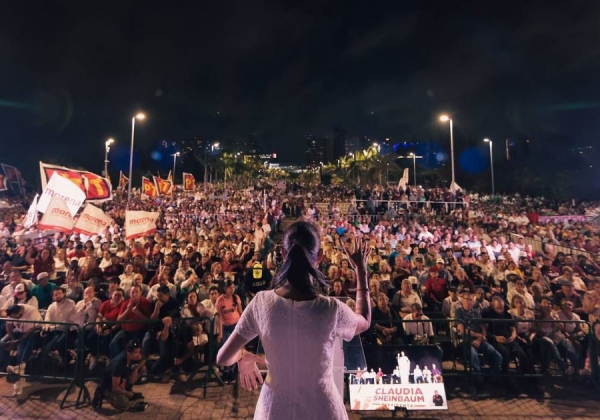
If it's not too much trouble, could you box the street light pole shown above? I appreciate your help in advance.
[104,138,114,179]
[439,115,455,187]
[484,138,495,195]
[410,153,417,186]
[171,152,180,184]
[204,142,219,193]
[398,154,423,186]
[128,113,145,203]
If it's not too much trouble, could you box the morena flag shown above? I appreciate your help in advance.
[125,210,159,239]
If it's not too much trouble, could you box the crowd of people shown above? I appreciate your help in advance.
[0,182,599,409]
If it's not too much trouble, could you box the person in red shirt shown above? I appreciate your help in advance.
[87,288,125,369]
[109,285,152,359]
[424,266,448,312]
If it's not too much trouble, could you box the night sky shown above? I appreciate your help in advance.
[1,1,600,184]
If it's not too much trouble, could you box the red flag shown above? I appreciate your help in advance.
[154,176,173,196]
[142,177,158,198]
[183,173,195,191]
[118,171,128,190]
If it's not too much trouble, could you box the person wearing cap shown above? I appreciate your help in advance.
[1,270,33,300]
[0,304,43,374]
[411,255,428,285]
[4,283,38,313]
[552,279,584,315]
[454,289,502,377]
[435,257,453,283]
[554,266,587,294]
[424,266,448,312]
[31,272,57,310]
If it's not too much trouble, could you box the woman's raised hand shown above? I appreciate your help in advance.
[342,235,370,275]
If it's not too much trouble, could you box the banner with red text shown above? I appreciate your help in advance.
[349,383,447,411]
[183,173,195,191]
[349,345,447,411]
[38,196,75,233]
[37,173,86,216]
[39,162,113,202]
[73,203,113,236]
[125,210,159,239]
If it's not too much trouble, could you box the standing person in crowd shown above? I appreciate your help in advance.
[217,221,371,419]
[216,280,242,383]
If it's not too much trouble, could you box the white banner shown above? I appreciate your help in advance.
[24,194,39,229]
[125,210,159,240]
[73,203,113,236]
[349,383,447,411]
[38,196,74,233]
[37,173,86,216]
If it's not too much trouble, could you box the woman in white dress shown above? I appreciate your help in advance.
[217,221,371,420]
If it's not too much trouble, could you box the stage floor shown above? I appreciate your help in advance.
[0,372,598,419]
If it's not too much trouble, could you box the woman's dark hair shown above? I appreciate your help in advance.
[273,221,328,291]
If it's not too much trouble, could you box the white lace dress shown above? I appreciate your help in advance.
[235,289,357,420]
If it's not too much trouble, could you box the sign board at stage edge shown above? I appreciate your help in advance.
[348,345,447,411]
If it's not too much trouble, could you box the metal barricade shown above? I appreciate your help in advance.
[462,318,593,386]
[81,316,221,400]
[0,314,222,410]
[0,318,85,408]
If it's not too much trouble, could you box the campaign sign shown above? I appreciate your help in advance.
[348,345,447,411]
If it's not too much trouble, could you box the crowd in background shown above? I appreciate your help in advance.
[0,183,599,398]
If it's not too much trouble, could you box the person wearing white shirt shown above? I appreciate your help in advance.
[506,280,535,310]
[418,227,434,242]
[413,365,423,383]
[392,279,422,318]
[148,279,177,302]
[42,288,77,366]
[201,286,220,316]
[1,304,43,373]
[507,243,521,263]
[119,264,136,295]
[73,287,101,329]
[2,271,34,300]
[174,260,192,287]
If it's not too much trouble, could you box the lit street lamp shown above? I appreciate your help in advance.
[171,152,180,184]
[104,138,114,179]
[128,112,145,203]
[484,138,495,195]
[439,114,455,187]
